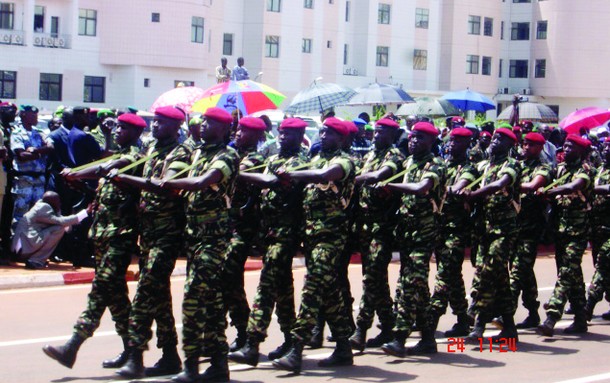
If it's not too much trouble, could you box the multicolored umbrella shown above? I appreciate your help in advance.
[191,80,285,116]
[559,107,610,135]
[395,97,460,117]
[440,88,495,112]
[346,83,414,105]
[285,82,356,115]
[150,86,206,114]
[497,102,558,123]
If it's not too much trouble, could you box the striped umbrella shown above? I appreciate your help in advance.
[497,102,558,123]
[285,82,356,115]
[191,80,285,116]
[346,83,414,105]
[396,97,460,117]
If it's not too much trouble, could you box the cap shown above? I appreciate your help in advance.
[345,121,359,134]
[239,116,267,130]
[412,121,439,136]
[450,127,474,138]
[323,117,349,136]
[203,107,232,124]
[375,118,400,129]
[364,124,374,131]
[566,134,592,148]
[72,106,89,115]
[20,104,39,113]
[97,109,116,119]
[280,118,308,130]
[495,127,518,143]
[118,113,147,129]
[497,122,513,129]
[352,118,367,126]
[480,131,492,138]
[188,116,203,126]
[451,116,465,125]
[524,132,546,144]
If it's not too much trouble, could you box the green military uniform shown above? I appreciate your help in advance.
[181,142,240,359]
[587,164,610,309]
[510,157,552,314]
[182,136,201,153]
[393,153,445,336]
[73,145,142,341]
[469,142,488,164]
[90,126,119,152]
[128,140,190,351]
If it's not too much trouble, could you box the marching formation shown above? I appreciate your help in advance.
[39,105,610,382]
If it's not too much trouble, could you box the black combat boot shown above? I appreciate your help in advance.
[602,310,610,320]
[380,333,407,358]
[102,337,131,368]
[585,298,597,322]
[42,334,85,369]
[268,332,293,360]
[228,339,259,367]
[200,353,229,382]
[318,338,353,367]
[516,310,541,329]
[272,340,303,373]
[466,316,487,342]
[444,313,472,337]
[308,321,324,349]
[366,325,394,348]
[145,345,182,377]
[116,348,145,379]
[348,327,367,352]
[229,326,247,352]
[492,315,519,342]
[564,310,588,334]
[407,328,438,355]
[172,356,200,383]
[537,316,557,337]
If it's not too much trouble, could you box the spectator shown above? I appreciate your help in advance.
[232,57,250,81]
[216,57,232,83]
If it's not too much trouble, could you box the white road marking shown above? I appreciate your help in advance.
[554,372,610,383]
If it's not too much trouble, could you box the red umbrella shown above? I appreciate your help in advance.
[150,86,206,114]
[559,107,610,135]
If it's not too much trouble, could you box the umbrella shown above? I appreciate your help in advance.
[559,107,610,135]
[191,80,285,116]
[285,82,356,115]
[440,88,495,112]
[150,86,206,114]
[395,96,460,117]
[346,83,414,105]
[497,102,558,123]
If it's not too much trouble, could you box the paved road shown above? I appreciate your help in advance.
[2,255,610,383]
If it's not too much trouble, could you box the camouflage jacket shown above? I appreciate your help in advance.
[441,156,477,230]
[358,146,405,217]
[231,146,266,218]
[519,157,553,220]
[398,152,446,220]
[90,126,119,152]
[553,158,594,213]
[182,136,202,152]
[591,163,610,229]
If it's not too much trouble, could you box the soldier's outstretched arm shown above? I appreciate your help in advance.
[63,158,131,181]
[546,177,586,197]
[521,174,547,193]
[385,178,433,196]
[161,169,223,192]
[594,184,610,195]
[467,174,512,200]
[356,165,393,185]
[449,178,470,194]
[285,163,344,184]
[238,172,278,188]
[107,169,176,195]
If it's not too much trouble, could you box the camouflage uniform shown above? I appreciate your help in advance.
[510,158,552,313]
[588,165,610,306]
[430,157,477,320]
[73,145,142,340]
[354,147,404,331]
[128,140,190,351]
[469,142,488,164]
[470,155,521,320]
[182,136,201,153]
[394,153,446,335]
[89,126,119,152]
[181,143,239,359]
[545,158,594,320]
[246,147,308,341]
[291,149,355,342]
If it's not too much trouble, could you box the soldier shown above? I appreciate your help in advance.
[42,113,147,369]
[469,130,491,163]
[112,106,191,378]
[229,118,308,366]
[538,134,595,336]
[162,107,240,383]
[430,128,477,337]
[464,128,521,342]
[183,116,203,152]
[380,121,445,357]
[510,132,552,329]
[272,117,355,373]
[89,109,119,155]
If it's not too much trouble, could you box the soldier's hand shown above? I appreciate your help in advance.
[106,168,119,180]
[86,202,96,215]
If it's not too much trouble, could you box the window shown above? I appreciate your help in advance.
[537,20,548,39]
[304,0,313,9]
[378,4,391,24]
[509,59,529,78]
[0,3,14,30]
[302,38,312,53]
[191,16,204,43]
[34,6,44,32]
[484,17,493,36]
[223,33,233,56]
[83,76,105,103]
[482,56,492,75]
[513,0,531,2]
[376,46,389,67]
[265,35,280,58]
[326,40,332,48]
[499,59,503,78]
[175,80,195,87]
[151,13,160,22]
[535,59,546,78]
[413,49,427,70]
[0,70,16,99]
[345,1,350,21]
[78,9,97,36]
[144,78,150,87]
[468,15,481,35]
[39,73,62,101]
[415,8,429,29]
[50,16,59,37]
[511,22,530,40]
[500,21,504,40]
[343,44,348,65]
[267,0,281,12]
[466,55,479,74]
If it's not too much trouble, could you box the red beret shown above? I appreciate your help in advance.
[566,134,592,148]
[375,118,400,129]
[513,126,522,132]
[204,107,233,124]
[524,132,546,144]
[412,122,439,136]
[118,113,147,129]
[345,121,359,134]
[450,127,473,138]
[323,117,349,136]
[155,106,186,122]
[480,131,492,138]
[238,116,267,130]
[495,127,518,143]
[451,116,465,125]
[280,118,308,129]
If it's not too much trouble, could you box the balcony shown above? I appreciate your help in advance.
[0,29,25,46]
[33,32,71,49]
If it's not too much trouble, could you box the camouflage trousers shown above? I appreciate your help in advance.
[509,236,540,312]
[73,234,135,340]
[430,229,469,319]
[355,218,395,330]
[182,217,231,359]
[588,229,610,303]
[12,175,45,228]
[247,237,297,341]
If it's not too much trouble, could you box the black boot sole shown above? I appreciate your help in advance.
[271,359,301,374]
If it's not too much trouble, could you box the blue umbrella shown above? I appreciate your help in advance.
[440,88,495,112]
[346,83,414,105]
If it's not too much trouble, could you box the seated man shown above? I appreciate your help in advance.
[12,191,88,269]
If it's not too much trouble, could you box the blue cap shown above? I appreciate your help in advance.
[352,118,367,126]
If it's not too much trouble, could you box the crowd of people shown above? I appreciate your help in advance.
[1,97,608,381]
